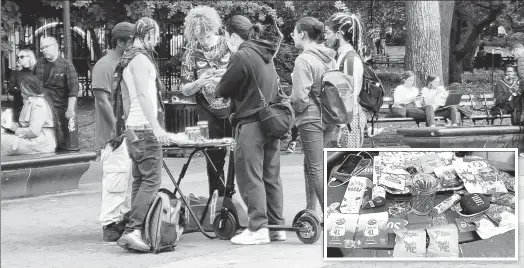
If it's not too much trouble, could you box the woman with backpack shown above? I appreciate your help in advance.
[217,15,285,245]
[324,13,368,148]
[291,16,337,216]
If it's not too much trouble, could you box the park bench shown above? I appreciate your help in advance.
[0,151,97,199]
[368,93,511,126]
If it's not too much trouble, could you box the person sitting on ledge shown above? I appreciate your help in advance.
[1,75,58,156]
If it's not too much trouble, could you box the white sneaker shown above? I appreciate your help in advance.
[269,231,286,241]
[231,227,270,245]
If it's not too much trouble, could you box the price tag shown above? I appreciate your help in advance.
[364,224,379,237]
[455,218,476,232]
[330,224,346,237]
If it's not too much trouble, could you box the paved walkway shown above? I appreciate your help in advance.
[1,155,522,268]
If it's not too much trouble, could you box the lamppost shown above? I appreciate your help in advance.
[491,47,502,93]
[62,0,72,61]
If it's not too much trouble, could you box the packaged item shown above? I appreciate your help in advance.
[431,194,461,216]
[362,186,386,209]
[354,212,389,248]
[339,177,370,214]
[326,213,359,248]
[413,153,445,173]
[373,156,383,185]
[378,173,406,191]
[393,228,427,258]
[426,224,459,258]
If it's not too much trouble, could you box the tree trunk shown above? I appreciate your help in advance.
[439,1,455,86]
[405,1,443,88]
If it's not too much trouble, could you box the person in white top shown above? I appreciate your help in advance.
[391,71,438,127]
[324,12,367,147]
[420,75,461,126]
[116,17,169,253]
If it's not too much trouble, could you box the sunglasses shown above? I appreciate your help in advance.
[17,55,27,60]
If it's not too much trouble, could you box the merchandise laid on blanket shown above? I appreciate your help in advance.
[326,151,516,258]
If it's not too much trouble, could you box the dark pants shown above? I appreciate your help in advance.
[125,129,163,232]
[234,121,284,231]
[392,104,460,126]
[491,101,520,125]
[55,106,79,151]
[291,126,299,141]
[198,112,233,197]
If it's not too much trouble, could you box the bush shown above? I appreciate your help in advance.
[275,42,300,84]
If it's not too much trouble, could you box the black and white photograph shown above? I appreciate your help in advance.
[325,149,518,260]
[1,0,524,267]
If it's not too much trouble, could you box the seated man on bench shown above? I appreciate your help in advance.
[1,75,57,156]
[491,64,520,124]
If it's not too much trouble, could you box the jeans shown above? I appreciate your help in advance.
[298,122,335,212]
[198,112,232,197]
[392,104,460,126]
[234,121,285,231]
[124,129,163,232]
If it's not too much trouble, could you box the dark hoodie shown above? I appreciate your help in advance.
[217,40,278,126]
[291,44,336,127]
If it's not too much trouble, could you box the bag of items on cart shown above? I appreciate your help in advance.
[143,188,188,253]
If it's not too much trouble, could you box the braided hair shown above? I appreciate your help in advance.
[133,17,160,57]
[326,13,364,57]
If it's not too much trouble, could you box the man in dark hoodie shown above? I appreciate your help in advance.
[217,15,285,245]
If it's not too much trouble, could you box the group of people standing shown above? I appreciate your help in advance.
[2,37,79,156]
[89,5,372,252]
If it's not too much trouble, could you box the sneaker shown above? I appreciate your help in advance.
[287,141,297,153]
[117,230,150,252]
[103,223,123,242]
[231,227,270,245]
[269,231,286,241]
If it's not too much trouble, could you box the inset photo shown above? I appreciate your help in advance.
[324,149,518,261]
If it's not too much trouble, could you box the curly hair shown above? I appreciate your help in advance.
[183,6,222,41]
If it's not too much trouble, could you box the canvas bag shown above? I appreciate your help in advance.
[237,49,295,139]
[144,188,188,253]
[306,52,354,125]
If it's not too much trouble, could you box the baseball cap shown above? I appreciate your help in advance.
[112,22,135,38]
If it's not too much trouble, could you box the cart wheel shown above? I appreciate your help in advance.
[295,214,321,244]
[213,212,238,240]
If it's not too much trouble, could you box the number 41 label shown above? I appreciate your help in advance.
[330,224,346,237]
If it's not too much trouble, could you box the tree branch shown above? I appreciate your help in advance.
[506,14,524,31]
[474,3,492,10]
[454,2,506,56]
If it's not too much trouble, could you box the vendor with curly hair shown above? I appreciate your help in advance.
[180,5,233,198]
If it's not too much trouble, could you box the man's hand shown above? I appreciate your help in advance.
[65,108,74,119]
[153,126,170,145]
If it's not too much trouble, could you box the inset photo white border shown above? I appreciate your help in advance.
[323,148,518,262]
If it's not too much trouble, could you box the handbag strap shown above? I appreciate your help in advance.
[238,49,276,107]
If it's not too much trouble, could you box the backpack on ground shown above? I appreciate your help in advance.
[144,188,188,253]
[307,53,354,126]
[341,51,385,134]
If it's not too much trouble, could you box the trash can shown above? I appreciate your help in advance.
[164,102,199,133]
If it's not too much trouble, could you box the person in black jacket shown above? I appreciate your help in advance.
[217,15,285,245]
[8,49,37,123]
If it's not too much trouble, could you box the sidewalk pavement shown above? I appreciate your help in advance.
[1,155,522,268]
